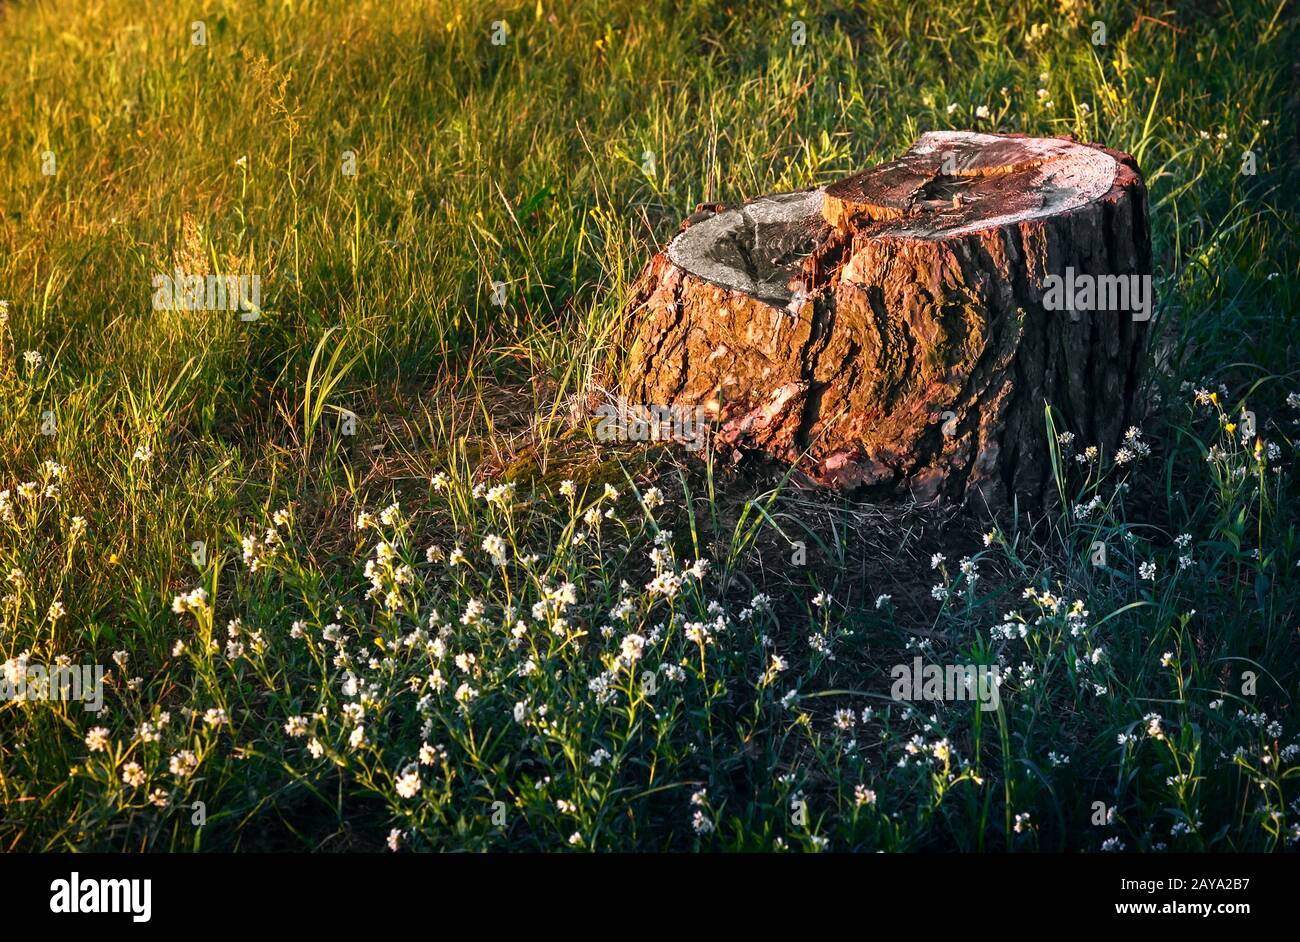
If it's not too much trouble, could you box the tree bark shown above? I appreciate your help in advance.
[621,131,1150,510]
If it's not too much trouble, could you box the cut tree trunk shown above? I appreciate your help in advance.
[621,131,1150,510]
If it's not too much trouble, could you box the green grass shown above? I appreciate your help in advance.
[0,0,1297,850]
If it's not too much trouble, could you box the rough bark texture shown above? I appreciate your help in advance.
[622,131,1150,510]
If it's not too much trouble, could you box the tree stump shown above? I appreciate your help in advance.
[621,131,1150,509]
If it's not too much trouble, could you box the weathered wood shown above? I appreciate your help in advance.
[622,131,1150,509]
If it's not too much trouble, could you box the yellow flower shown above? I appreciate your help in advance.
[1225,423,1237,435]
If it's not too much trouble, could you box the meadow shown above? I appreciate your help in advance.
[0,0,1296,851]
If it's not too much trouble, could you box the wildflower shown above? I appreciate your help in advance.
[485,482,516,508]
[460,598,485,626]
[646,572,682,598]
[203,707,228,727]
[121,762,146,788]
[874,594,892,609]
[559,479,576,498]
[241,532,271,571]
[811,590,832,609]
[387,829,403,851]
[482,534,508,567]
[692,811,714,835]
[22,350,43,369]
[168,751,199,778]
[1139,561,1157,581]
[85,727,110,752]
[348,725,367,749]
[132,443,152,463]
[171,587,210,616]
[930,553,945,570]
[619,633,647,665]
[1160,651,1175,668]
[641,486,664,509]
[854,785,877,807]
[284,716,308,737]
[430,471,449,492]
[395,768,422,799]
[1144,712,1165,740]
[47,600,66,623]
[1013,812,1032,833]
[975,104,990,119]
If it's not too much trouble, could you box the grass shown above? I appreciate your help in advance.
[0,0,1297,851]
